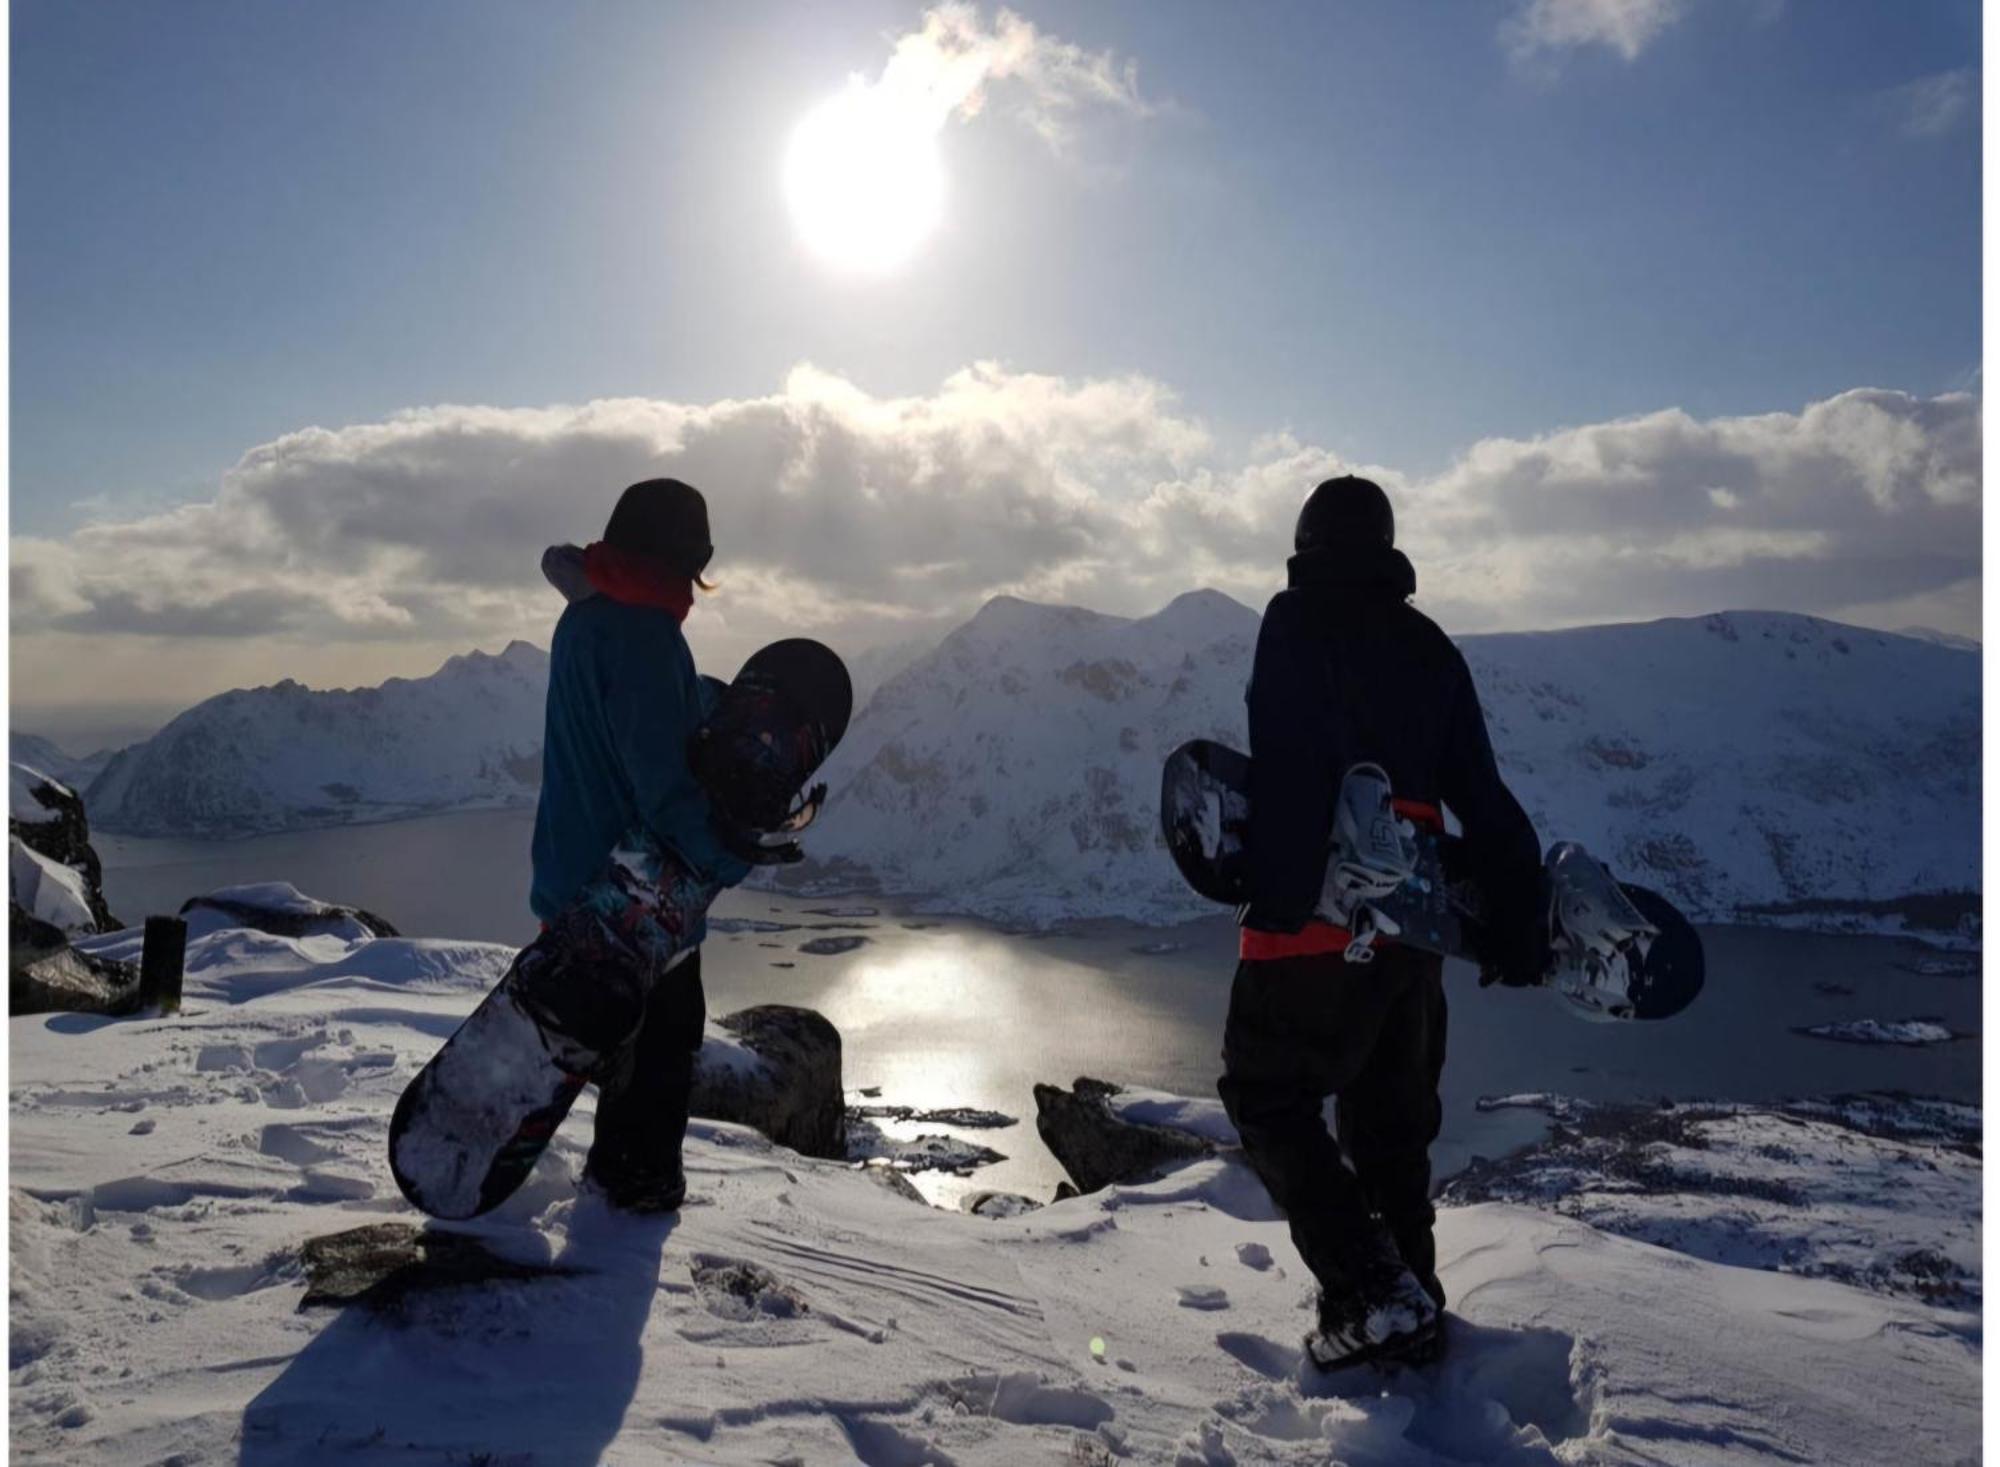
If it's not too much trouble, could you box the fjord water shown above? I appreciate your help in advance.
[98,809,1981,1205]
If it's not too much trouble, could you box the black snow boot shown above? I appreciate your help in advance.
[1305,1240,1442,1372]
[583,951,704,1214]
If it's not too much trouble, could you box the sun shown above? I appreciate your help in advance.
[783,84,945,275]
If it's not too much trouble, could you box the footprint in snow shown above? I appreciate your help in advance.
[1177,1284,1230,1311]
[1234,1242,1273,1270]
[1216,1331,1301,1380]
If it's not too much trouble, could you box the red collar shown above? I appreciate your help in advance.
[582,542,694,622]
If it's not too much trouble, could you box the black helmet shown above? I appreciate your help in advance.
[604,478,714,578]
[1295,475,1393,553]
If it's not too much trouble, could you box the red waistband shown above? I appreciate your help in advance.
[1238,797,1442,962]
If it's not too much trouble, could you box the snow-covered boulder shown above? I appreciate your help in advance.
[10,762,130,1014]
[178,882,400,942]
[1034,1076,1219,1195]
[692,1005,845,1159]
[9,761,117,938]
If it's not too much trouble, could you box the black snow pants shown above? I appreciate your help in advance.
[1218,945,1448,1309]
[587,947,706,1179]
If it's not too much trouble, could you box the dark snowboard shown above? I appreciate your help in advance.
[1159,738,1703,1022]
[388,639,852,1220]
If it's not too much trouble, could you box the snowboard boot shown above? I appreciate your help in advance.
[1305,1249,1442,1372]
[584,1063,692,1212]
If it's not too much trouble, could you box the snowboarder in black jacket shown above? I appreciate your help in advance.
[1218,475,1544,1370]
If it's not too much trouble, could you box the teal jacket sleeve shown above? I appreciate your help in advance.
[602,632,752,888]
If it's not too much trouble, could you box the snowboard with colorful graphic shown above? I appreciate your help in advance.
[388,639,852,1219]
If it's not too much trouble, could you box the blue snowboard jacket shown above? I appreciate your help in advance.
[529,546,749,928]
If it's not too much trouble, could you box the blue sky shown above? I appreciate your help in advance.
[9,0,1984,732]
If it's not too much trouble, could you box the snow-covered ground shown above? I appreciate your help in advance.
[10,913,1981,1464]
[1445,1094,1980,1309]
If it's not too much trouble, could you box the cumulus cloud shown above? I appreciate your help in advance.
[1883,68,1977,139]
[1502,0,1686,64]
[861,3,1147,150]
[12,366,1981,705]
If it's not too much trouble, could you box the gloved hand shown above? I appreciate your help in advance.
[1478,923,1551,989]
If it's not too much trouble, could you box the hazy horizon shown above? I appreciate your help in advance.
[14,586,1982,760]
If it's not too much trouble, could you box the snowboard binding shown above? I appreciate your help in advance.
[1543,841,1658,1021]
[1323,763,1421,964]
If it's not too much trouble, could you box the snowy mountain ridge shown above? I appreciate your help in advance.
[73,596,1979,930]
[85,642,550,837]
[799,595,1980,927]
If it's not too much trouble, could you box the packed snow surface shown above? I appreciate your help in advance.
[10,904,1981,1464]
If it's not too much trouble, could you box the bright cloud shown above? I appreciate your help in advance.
[1502,0,1686,64]
[11,369,1981,709]
[1884,67,1978,139]
[872,3,1149,150]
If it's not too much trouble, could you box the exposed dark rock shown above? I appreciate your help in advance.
[1034,1077,1215,1195]
[298,1223,578,1310]
[692,1005,845,1160]
[857,1163,927,1204]
[10,770,132,1015]
[846,1117,1005,1176]
[963,1190,1042,1219]
[179,890,400,940]
[799,935,868,956]
[10,943,142,1018]
[850,1104,1016,1129]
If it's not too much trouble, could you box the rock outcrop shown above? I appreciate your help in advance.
[692,1005,845,1160]
[179,883,400,941]
[1034,1076,1216,1195]
[10,943,141,1017]
[10,764,117,936]
[10,764,131,1015]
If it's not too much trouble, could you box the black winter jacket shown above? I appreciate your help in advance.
[1243,544,1544,977]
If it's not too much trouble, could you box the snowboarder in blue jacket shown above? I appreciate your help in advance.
[532,477,751,1211]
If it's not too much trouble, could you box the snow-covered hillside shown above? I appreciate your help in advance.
[801,597,1980,926]
[10,909,1982,1464]
[8,735,114,791]
[802,591,1261,923]
[70,596,1979,930]
[86,644,550,837]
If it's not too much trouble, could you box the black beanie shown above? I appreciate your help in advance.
[603,479,714,578]
[1294,475,1394,553]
